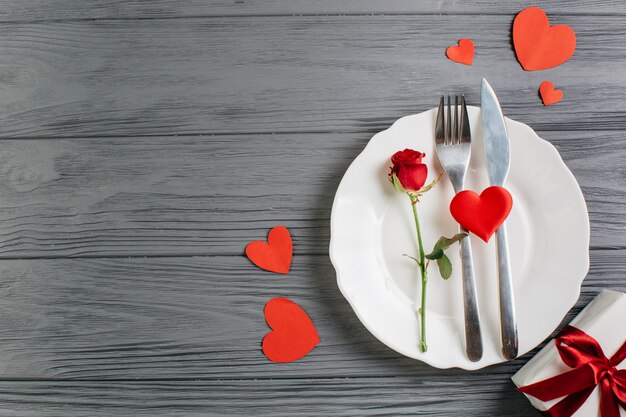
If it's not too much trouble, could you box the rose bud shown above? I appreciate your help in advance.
[390,149,428,192]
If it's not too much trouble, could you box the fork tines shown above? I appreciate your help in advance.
[435,95,470,146]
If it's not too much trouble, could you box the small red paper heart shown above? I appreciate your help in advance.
[539,81,563,106]
[449,186,513,243]
[513,6,576,71]
[262,297,320,363]
[245,226,292,274]
[446,38,474,65]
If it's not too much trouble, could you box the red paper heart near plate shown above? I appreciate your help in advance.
[245,226,293,274]
[262,297,320,363]
[513,7,576,71]
[450,186,513,242]
[539,81,563,106]
[446,38,474,65]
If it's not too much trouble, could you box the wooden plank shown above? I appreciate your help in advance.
[0,131,621,259]
[0,15,625,138]
[0,0,625,22]
[0,252,620,380]
[0,4,619,416]
[0,377,536,416]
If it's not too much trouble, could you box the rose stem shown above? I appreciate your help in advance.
[410,194,428,353]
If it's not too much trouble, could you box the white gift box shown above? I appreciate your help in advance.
[512,290,626,417]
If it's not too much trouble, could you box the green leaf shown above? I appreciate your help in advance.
[437,254,453,280]
[391,173,406,193]
[438,233,468,251]
[424,248,443,260]
[425,233,467,260]
[438,232,468,250]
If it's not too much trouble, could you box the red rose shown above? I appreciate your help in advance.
[390,149,428,192]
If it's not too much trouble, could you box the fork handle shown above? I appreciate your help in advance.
[459,227,483,362]
[496,223,518,359]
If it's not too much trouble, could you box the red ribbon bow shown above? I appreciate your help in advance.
[518,325,626,417]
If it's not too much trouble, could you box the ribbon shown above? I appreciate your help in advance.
[518,325,626,417]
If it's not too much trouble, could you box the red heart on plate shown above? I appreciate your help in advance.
[513,6,576,71]
[446,38,474,65]
[539,80,563,106]
[450,186,513,243]
[245,226,292,274]
[262,297,320,363]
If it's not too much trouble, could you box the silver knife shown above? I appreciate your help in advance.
[481,79,518,360]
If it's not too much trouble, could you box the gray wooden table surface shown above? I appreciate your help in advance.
[0,1,624,415]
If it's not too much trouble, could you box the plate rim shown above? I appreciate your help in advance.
[329,106,590,370]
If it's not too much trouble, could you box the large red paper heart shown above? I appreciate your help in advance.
[539,80,563,106]
[513,6,576,71]
[262,297,320,363]
[446,38,474,65]
[449,186,513,243]
[245,226,292,274]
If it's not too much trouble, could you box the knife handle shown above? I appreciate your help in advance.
[459,227,483,362]
[496,223,518,360]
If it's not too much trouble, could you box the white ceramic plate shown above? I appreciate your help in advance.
[329,106,589,370]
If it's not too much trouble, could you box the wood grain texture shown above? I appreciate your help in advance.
[1,0,625,22]
[0,1,624,415]
[1,15,626,138]
[0,378,536,417]
[0,131,621,258]
[0,253,620,380]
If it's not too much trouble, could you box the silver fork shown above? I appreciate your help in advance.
[434,95,483,362]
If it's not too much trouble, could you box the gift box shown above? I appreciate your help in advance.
[512,290,626,417]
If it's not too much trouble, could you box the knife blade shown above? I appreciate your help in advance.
[481,78,518,360]
[481,79,510,187]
